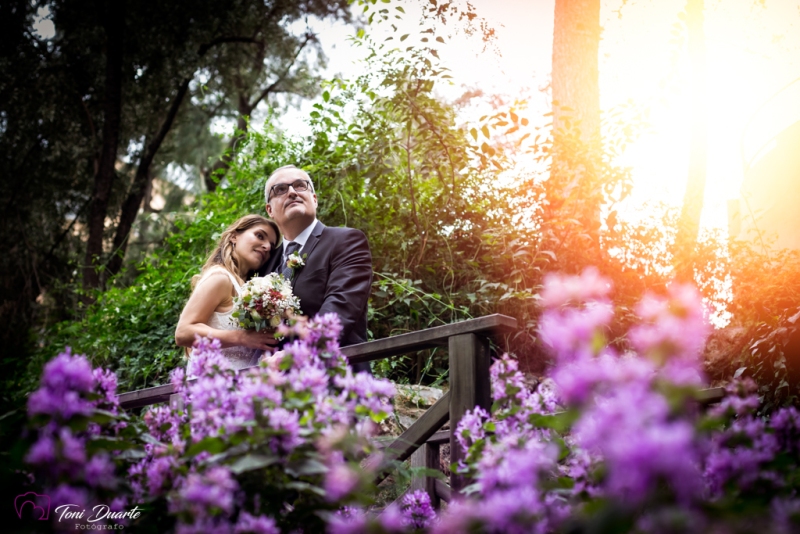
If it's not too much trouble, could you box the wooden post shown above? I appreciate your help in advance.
[409,442,441,508]
[448,332,491,493]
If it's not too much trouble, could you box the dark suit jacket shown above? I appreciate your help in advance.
[259,221,372,347]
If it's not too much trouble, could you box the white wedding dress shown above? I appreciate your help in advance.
[191,266,259,370]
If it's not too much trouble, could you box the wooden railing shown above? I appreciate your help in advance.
[118,314,518,504]
[116,313,724,508]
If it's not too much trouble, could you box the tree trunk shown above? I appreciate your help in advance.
[548,0,603,260]
[105,77,191,279]
[551,0,601,143]
[83,0,124,290]
[673,0,708,281]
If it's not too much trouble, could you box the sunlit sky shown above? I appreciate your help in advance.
[280,0,800,232]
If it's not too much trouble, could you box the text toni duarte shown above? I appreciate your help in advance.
[55,503,142,529]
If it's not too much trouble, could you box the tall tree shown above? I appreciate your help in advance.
[547,0,605,264]
[551,0,601,142]
[672,0,708,280]
[38,0,352,289]
[0,0,351,363]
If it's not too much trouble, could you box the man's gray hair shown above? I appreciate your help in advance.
[264,165,314,203]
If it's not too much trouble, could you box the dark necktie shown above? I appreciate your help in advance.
[281,242,301,279]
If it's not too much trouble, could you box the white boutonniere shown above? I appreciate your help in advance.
[286,252,307,279]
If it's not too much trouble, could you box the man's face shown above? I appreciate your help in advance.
[265,168,318,229]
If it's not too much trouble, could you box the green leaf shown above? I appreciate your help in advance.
[229,454,277,474]
[529,410,579,433]
[186,436,227,457]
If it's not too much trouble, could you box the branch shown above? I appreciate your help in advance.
[249,33,315,110]
[105,77,191,279]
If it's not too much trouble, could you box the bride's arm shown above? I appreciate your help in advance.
[175,273,277,351]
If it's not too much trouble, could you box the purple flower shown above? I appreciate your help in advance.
[175,466,239,518]
[455,406,490,453]
[540,267,612,308]
[145,455,176,495]
[92,367,119,406]
[41,348,95,394]
[25,434,56,464]
[327,507,368,534]
[628,283,709,371]
[267,408,303,454]
[324,463,360,501]
[539,302,614,364]
[49,483,89,509]
[84,453,116,489]
[234,512,279,534]
[400,490,436,529]
[770,406,800,452]
[573,384,702,503]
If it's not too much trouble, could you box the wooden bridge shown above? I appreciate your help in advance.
[117,314,724,507]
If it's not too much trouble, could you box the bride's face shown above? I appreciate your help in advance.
[231,223,277,273]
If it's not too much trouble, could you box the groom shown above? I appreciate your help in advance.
[259,165,373,370]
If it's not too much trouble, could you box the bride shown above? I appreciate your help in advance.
[175,214,280,369]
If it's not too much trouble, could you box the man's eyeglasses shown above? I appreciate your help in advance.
[268,179,312,202]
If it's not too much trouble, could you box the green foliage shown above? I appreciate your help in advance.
[24,131,298,395]
[705,243,800,411]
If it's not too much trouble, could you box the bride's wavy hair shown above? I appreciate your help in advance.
[192,214,280,288]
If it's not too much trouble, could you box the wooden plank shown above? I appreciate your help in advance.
[345,314,517,364]
[409,442,441,508]
[426,430,450,445]
[434,479,451,503]
[118,383,176,410]
[365,391,450,475]
[449,332,491,493]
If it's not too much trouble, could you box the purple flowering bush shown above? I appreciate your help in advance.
[331,268,800,533]
[21,313,397,533]
[23,348,133,517]
[20,273,800,533]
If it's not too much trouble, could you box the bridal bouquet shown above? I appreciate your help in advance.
[231,273,301,331]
